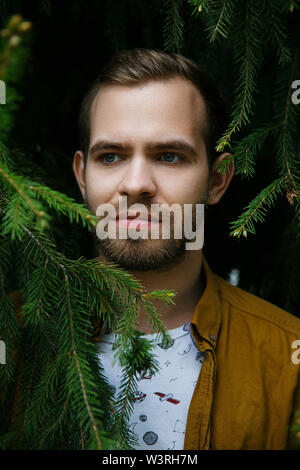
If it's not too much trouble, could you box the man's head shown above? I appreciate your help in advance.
[78,48,229,172]
[73,48,234,271]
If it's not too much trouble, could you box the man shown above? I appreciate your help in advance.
[73,48,300,450]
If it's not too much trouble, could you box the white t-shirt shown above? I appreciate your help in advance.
[96,322,205,450]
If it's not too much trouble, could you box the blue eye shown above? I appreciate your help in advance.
[101,153,121,164]
[160,153,181,163]
[98,152,182,164]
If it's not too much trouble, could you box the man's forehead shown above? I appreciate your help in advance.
[89,77,207,141]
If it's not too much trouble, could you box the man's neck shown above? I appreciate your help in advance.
[99,250,205,334]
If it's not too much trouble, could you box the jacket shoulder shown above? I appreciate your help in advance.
[214,274,300,336]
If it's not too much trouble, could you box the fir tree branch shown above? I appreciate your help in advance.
[0,15,32,143]
[274,40,300,201]
[27,182,98,230]
[163,0,184,53]
[111,334,160,449]
[264,0,291,64]
[187,0,210,15]
[0,164,44,222]
[8,222,174,449]
[0,142,15,170]
[0,233,20,420]
[222,123,280,179]
[19,223,175,340]
[63,271,103,450]
[230,176,288,238]
[113,370,137,450]
[22,349,39,434]
[36,396,71,449]
[139,292,176,342]
[207,0,238,42]
[216,0,263,151]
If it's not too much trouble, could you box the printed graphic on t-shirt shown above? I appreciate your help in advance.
[97,322,205,450]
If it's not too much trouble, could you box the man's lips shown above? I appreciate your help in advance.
[116,212,160,223]
[116,212,158,221]
[114,212,160,229]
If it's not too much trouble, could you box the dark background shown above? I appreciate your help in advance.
[1,0,299,316]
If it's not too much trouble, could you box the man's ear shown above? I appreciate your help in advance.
[73,150,86,200]
[207,152,234,205]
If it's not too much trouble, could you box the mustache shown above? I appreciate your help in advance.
[83,196,209,212]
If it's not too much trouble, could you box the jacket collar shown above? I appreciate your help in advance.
[190,255,222,349]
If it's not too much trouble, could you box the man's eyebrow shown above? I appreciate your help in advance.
[89,139,198,156]
[89,140,126,155]
[147,140,198,156]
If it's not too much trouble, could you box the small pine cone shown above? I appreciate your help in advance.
[286,186,299,205]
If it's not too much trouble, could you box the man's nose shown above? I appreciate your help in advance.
[118,156,157,199]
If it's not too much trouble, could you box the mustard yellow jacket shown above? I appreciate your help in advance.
[180,257,300,450]
[7,256,300,450]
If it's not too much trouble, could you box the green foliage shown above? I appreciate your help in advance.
[163,0,185,53]
[0,0,300,450]
[109,332,161,449]
[0,14,32,144]
[230,176,288,238]
[0,12,174,449]
[188,0,300,249]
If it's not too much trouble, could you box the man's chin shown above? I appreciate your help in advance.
[96,237,187,272]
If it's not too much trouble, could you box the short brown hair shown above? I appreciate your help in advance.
[78,48,228,169]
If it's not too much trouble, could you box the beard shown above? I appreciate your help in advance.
[85,192,209,272]
[96,233,187,271]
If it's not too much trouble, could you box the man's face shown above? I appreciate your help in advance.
[74,77,221,271]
